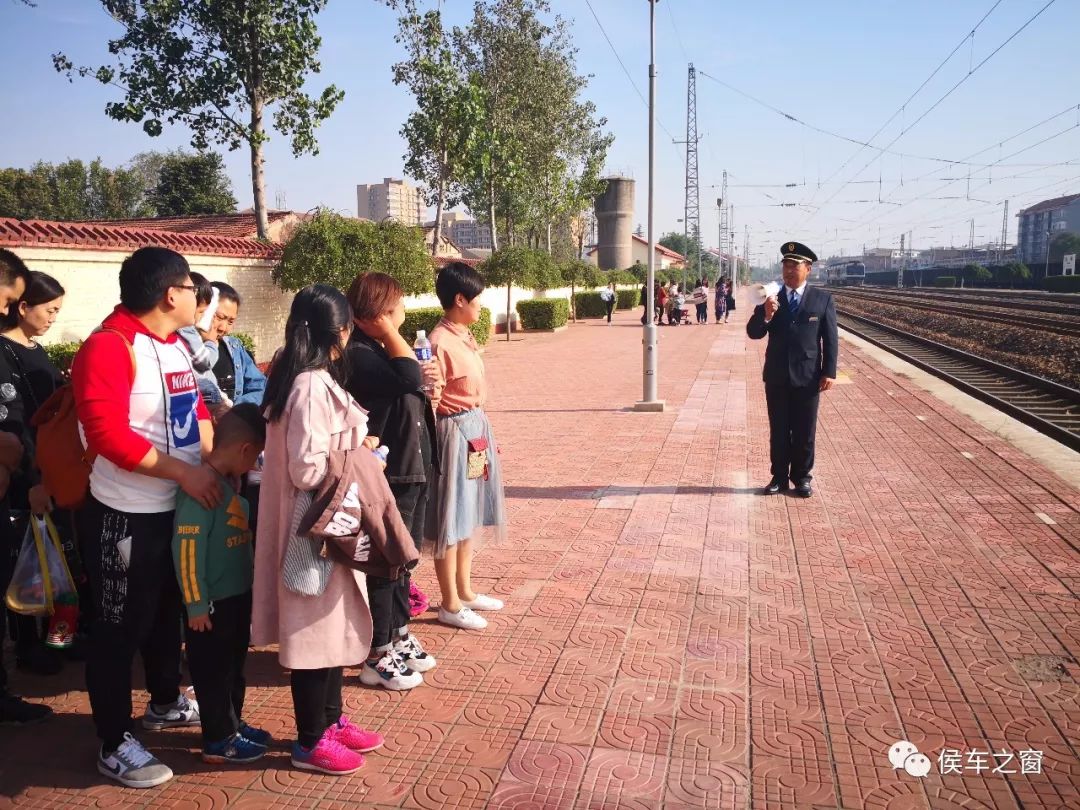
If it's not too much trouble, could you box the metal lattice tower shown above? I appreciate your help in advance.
[717,171,729,282]
[683,64,701,288]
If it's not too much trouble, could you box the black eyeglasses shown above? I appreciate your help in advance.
[172,284,198,294]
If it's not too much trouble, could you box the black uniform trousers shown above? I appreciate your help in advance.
[184,591,251,745]
[765,381,820,484]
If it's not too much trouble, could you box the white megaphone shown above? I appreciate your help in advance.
[749,281,782,307]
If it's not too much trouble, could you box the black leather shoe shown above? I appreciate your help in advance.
[794,481,813,498]
[763,479,789,495]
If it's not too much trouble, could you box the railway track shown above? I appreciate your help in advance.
[844,286,1080,315]
[836,310,1080,452]
[832,289,1080,337]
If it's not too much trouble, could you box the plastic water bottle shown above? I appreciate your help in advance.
[373,445,390,464]
[414,330,434,393]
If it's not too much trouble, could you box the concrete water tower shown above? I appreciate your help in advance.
[594,177,635,271]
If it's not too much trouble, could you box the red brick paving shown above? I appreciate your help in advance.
[1,301,1078,808]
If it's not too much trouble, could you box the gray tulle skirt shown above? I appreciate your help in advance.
[424,408,507,558]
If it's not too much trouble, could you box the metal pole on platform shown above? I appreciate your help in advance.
[636,0,664,412]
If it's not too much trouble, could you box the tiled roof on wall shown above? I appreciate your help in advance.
[80,211,295,239]
[0,217,282,260]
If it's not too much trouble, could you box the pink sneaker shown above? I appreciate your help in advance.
[291,736,364,776]
[326,715,384,753]
[408,582,429,617]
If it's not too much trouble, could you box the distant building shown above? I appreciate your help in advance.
[425,212,494,250]
[1016,193,1080,264]
[421,226,467,259]
[586,234,685,271]
[356,178,425,226]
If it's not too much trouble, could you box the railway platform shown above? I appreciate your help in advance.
[0,296,1076,809]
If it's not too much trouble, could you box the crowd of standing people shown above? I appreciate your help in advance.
[639,276,735,325]
[0,246,506,786]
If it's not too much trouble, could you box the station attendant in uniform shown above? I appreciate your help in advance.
[746,242,838,498]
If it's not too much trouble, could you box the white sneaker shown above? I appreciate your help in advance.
[358,649,423,691]
[461,594,504,611]
[394,634,437,673]
[98,732,173,788]
[142,688,200,730]
[438,606,488,630]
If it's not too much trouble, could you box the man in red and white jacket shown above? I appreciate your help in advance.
[72,246,222,789]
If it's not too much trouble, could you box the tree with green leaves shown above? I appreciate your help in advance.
[559,259,595,321]
[274,210,434,296]
[147,152,237,216]
[998,261,1031,288]
[481,246,548,341]
[54,0,342,239]
[452,0,610,253]
[1049,232,1080,261]
[388,1,483,260]
[0,158,149,220]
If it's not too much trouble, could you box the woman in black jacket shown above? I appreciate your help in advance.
[344,272,440,691]
[0,271,78,675]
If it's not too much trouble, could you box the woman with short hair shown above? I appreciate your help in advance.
[426,263,506,631]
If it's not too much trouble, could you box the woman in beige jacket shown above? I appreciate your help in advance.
[252,285,383,777]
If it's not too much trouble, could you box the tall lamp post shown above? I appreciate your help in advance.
[636,0,664,412]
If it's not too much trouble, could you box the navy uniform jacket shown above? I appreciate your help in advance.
[746,285,838,388]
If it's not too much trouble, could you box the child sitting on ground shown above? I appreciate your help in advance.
[177,273,232,411]
[172,403,269,763]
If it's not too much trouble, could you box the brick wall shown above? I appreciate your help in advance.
[14,246,287,363]
[13,245,624,361]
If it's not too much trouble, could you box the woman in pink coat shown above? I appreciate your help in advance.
[252,285,383,776]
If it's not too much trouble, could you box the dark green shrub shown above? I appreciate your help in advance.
[45,341,82,376]
[275,210,433,295]
[400,306,492,346]
[572,291,606,318]
[616,288,639,309]
[1044,274,1080,292]
[473,307,492,344]
[231,332,256,358]
[516,298,569,330]
[934,276,956,288]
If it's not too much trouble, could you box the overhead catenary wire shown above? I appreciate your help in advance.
[810,0,1006,200]
[582,0,682,150]
[805,0,1061,224]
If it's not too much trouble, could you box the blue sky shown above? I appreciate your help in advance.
[2,0,1077,264]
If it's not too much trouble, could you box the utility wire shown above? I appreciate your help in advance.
[806,0,1060,222]
[695,69,1056,170]
[666,0,690,62]
[582,0,681,148]
[812,0,1005,197]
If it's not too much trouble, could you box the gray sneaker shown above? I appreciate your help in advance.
[98,732,173,788]
[141,689,200,730]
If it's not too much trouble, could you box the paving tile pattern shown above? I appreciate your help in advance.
[0,304,1077,808]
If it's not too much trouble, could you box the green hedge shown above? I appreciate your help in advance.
[44,341,82,376]
[516,298,569,330]
[572,291,607,318]
[616,288,639,309]
[231,332,256,358]
[934,276,956,288]
[1044,274,1080,292]
[400,307,492,346]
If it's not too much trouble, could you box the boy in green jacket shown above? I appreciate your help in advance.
[173,403,269,764]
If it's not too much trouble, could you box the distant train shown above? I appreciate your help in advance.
[826,260,866,286]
